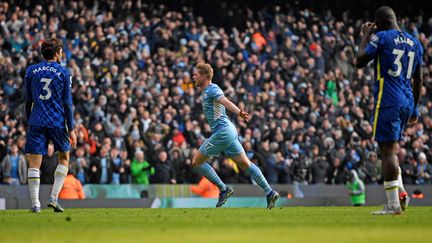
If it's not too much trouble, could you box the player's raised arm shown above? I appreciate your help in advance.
[218,96,250,122]
[355,22,376,68]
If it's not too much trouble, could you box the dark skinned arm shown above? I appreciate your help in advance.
[355,22,376,68]
[409,64,423,124]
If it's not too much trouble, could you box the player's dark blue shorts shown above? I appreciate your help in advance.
[372,106,413,142]
[25,126,70,155]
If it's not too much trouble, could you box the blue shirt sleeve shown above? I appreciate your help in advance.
[210,85,224,101]
[62,69,73,105]
[364,32,384,59]
[62,69,74,130]
[412,39,424,118]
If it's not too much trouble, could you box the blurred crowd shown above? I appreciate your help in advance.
[1,0,432,186]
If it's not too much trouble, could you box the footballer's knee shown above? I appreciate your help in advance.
[238,160,250,171]
[192,152,207,168]
[28,154,43,169]
[191,154,201,168]
[192,158,205,168]
[57,151,70,166]
[191,158,198,168]
[232,154,251,171]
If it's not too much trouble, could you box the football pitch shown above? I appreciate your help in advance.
[1,207,431,243]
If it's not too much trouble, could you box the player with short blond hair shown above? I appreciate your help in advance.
[191,62,279,209]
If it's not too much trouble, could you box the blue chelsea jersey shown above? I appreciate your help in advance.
[25,61,73,128]
[365,29,423,108]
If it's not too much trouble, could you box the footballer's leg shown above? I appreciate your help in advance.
[193,143,231,207]
[398,166,409,211]
[397,107,411,211]
[229,143,279,209]
[25,127,48,213]
[193,143,228,192]
[47,151,69,212]
[47,128,70,213]
[372,142,402,215]
[28,154,43,213]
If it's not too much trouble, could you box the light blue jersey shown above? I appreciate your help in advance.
[202,84,231,131]
[199,83,244,157]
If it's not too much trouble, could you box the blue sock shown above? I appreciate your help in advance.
[197,163,227,191]
[246,163,272,195]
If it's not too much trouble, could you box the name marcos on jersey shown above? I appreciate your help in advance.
[31,65,62,77]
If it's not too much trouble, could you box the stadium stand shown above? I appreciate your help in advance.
[0,0,431,186]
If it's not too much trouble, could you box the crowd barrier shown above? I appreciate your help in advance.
[1,184,431,209]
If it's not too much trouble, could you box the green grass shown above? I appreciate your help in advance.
[1,207,431,243]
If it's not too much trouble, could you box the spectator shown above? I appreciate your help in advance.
[59,170,86,200]
[110,147,122,184]
[416,152,432,185]
[0,0,430,186]
[70,146,90,185]
[310,145,328,184]
[191,177,219,198]
[1,143,26,185]
[88,147,115,184]
[259,140,277,184]
[118,149,131,184]
[347,170,365,206]
[291,144,311,184]
[363,152,383,185]
[218,157,239,183]
[327,152,349,185]
[130,150,154,185]
[0,161,3,183]
[243,141,265,171]
[40,143,57,184]
[400,152,417,185]
[182,148,201,183]
[151,150,176,184]
[170,146,192,184]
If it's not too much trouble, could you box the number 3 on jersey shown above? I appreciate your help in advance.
[39,78,52,100]
[388,49,415,79]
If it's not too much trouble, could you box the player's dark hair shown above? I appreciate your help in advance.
[41,38,63,60]
[375,6,397,30]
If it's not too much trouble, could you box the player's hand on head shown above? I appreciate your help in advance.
[361,22,375,37]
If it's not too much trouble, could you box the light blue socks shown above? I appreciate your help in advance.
[197,163,227,191]
[246,163,272,195]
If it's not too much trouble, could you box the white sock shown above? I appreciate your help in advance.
[51,164,68,200]
[384,180,400,208]
[397,166,406,193]
[28,168,41,208]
